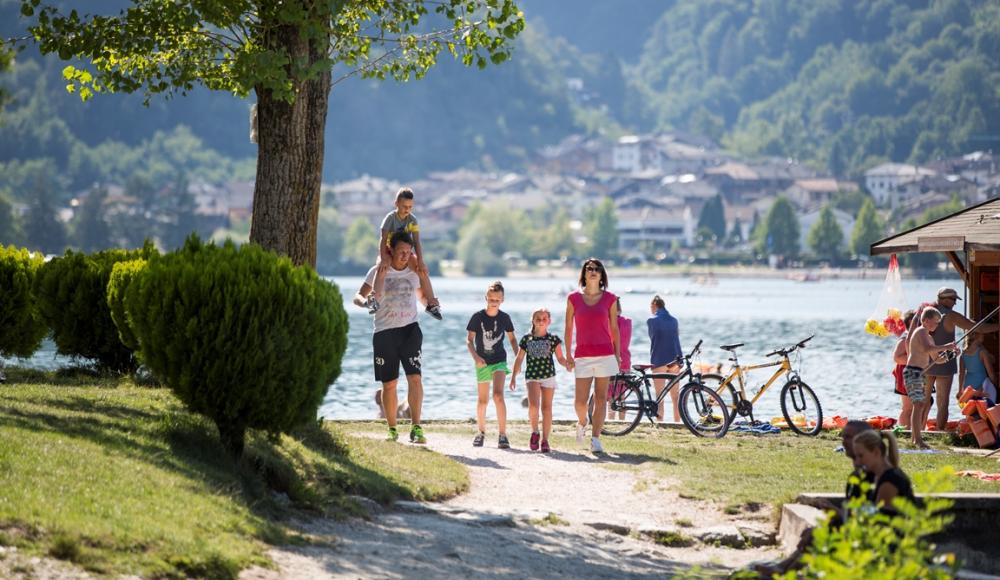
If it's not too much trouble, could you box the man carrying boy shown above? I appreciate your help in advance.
[354,232,431,444]
[904,307,959,449]
[377,187,442,320]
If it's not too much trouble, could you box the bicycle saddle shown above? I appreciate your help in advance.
[719,343,744,352]
[632,364,654,371]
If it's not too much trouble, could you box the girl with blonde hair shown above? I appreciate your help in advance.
[853,430,916,512]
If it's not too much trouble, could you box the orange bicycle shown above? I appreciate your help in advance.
[679,336,821,436]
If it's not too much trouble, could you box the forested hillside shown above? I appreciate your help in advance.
[630,0,999,176]
[1,0,997,199]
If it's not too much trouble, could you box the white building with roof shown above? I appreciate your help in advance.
[864,163,936,208]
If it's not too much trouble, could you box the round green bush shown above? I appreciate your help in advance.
[34,244,156,372]
[107,259,147,352]
[0,245,47,358]
[124,238,348,456]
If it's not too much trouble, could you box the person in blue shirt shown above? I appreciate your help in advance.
[647,295,682,421]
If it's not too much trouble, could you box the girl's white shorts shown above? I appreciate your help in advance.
[527,376,557,389]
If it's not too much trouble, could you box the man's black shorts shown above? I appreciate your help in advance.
[373,322,423,383]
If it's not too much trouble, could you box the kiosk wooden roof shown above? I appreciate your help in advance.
[871,197,1000,288]
[871,197,1000,255]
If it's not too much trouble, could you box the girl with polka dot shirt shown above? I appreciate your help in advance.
[510,308,568,452]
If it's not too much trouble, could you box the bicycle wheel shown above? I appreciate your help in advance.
[588,385,645,436]
[678,381,731,438]
[780,379,823,436]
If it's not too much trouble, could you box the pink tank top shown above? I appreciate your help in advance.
[569,290,617,358]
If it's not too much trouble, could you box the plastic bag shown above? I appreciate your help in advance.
[865,254,907,338]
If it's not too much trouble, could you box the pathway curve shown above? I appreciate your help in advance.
[244,432,783,579]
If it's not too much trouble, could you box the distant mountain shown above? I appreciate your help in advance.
[1,0,996,193]
[629,0,999,177]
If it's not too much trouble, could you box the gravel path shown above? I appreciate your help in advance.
[244,432,783,579]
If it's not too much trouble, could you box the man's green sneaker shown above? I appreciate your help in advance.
[387,427,399,442]
[410,425,427,444]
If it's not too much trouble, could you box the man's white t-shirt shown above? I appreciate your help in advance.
[364,265,421,333]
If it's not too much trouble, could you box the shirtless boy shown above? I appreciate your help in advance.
[904,307,958,448]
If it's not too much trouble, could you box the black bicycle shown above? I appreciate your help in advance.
[587,340,732,438]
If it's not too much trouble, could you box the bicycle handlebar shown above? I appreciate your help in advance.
[765,335,815,357]
[685,339,703,360]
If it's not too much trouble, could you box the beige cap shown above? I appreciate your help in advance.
[937,287,961,301]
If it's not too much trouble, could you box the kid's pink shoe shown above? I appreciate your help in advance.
[529,431,540,451]
[540,439,551,453]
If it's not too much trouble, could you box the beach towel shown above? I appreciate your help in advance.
[956,470,1000,482]
[730,420,782,435]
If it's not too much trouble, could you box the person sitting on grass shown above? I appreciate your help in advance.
[375,388,411,420]
[752,420,875,576]
[853,429,916,516]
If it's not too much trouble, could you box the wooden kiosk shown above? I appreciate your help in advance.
[871,197,1000,379]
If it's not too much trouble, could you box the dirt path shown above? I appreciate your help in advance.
[244,433,783,579]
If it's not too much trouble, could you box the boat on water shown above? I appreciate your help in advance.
[788,272,821,283]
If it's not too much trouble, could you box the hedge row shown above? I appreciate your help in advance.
[1,238,349,456]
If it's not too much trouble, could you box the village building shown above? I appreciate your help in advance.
[864,162,937,208]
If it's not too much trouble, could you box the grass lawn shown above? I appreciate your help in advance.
[0,368,468,578]
[347,421,1000,512]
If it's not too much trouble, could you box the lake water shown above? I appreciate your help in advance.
[323,274,966,423]
[9,274,967,423]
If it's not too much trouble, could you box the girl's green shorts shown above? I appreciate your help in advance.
[476,361,510,383]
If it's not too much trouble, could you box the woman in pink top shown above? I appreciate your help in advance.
[564,258,620,454]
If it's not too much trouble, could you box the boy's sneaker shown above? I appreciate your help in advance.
[365,296,380,315]
[591,437,604,454]
[387,427,399,442]
[540,439,551,453]
[473,432,485,447]
[426,303,443,320]
[498,434,511,449]
[576,423,587,447]
[410,425,426,444]
[529,431,540,451]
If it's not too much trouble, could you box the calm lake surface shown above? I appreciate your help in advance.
[323,273,965,422]
[10,273,966,423]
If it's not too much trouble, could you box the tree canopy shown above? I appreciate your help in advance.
[807,205,844,261]
[21,0,524,104]
[757,197,800,258]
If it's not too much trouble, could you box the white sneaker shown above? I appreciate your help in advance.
[575,423,586,447]
[591,437,604,454]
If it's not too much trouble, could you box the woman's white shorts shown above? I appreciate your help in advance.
[527,376,558,389]
[573,355,619,379]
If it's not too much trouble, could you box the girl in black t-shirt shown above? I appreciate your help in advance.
[853,430,916,513]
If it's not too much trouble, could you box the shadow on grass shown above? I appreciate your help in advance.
[0,393,422,532]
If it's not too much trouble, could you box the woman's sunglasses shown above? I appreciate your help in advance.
[585,265,603,273]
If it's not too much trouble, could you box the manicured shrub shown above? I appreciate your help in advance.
[106,259,147,352]
[34,244,156,372]
[124,238,348,457]
[0,245,47,358]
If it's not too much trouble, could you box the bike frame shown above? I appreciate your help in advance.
[717,356,792,406]
[618,366,698,421]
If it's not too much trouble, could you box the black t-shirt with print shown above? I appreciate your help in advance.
[518,333,562,380]
[466,310,515,365]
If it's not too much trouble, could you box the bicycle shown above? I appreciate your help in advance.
[587,340,732,438]
[679,335,822,436]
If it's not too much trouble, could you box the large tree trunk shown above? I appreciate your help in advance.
[249,22,331,268]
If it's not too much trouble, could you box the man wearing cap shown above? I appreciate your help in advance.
[921,287,998,431]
